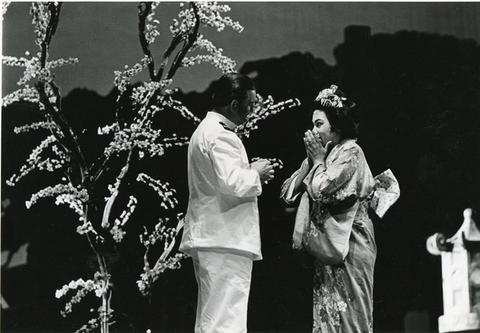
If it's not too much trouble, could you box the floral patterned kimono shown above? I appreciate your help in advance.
[281,138,378,333]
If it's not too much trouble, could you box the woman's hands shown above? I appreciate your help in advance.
[304,130,333,167]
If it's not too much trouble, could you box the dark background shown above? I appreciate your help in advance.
[2,2,480,333]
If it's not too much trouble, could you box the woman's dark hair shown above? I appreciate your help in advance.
[313,88,359,140]
[212,73,256,108]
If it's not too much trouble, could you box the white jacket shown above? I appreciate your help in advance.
[179,112,263,260]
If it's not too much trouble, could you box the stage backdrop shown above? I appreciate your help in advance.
[2,2,479,96]
[2,2,480,333]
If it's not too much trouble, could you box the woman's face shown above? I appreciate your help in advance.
[311,110,338,145]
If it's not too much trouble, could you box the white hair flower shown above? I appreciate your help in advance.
[314,85,347,108]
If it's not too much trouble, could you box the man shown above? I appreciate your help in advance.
[179,73,274,333]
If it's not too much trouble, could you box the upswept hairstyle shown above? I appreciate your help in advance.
[313,85,359,140]
[212,73,256,108]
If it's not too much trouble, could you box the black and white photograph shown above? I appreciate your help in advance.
[2,2,480,332]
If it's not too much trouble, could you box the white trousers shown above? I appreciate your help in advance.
[192,249,253,333]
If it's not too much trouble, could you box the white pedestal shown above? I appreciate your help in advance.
[439,312,480,332]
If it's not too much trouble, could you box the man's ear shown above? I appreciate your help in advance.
[230,99,238,112]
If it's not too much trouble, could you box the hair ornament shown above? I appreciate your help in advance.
[315,84,351,109]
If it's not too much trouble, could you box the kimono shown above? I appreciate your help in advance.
[281,138,377,333]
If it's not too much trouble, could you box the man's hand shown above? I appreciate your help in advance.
[250,159,274,184]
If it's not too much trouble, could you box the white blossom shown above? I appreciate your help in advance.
[25,183,88,212]
[144,2,161,44]
[137,252,187,295]
[30,3,51,47]
[13,121,54,134]
[137,215,186,295]
[131,80,172,106]
[56,271,110,319]
[3,54,77,87]
[170,2,243,37]
[195,2,243,33]
[1,85,39,107]
[75,317,101,333]
[102,108,189,159]
[137,173,178,209]
[47,57,79,70]
[109,196,137,243]
[236,95,301,139]
[113,55,152,94]
[97,123,118,136]
[2,2,11,20]
[7,135,60,186]
[314,85,347,108]
[163,96,201,124]
[182,35,236,73]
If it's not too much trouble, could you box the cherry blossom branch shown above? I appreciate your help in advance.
[101,149,134,230]
[138,2,156,80]
[166,2,200,80]
[33,3,88,186]
[4,2,250,332]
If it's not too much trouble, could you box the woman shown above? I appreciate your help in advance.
[281,85,377,333]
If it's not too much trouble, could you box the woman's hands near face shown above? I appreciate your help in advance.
[304,130,331,166]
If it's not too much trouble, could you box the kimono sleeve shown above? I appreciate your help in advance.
[305,145,360,204]
[210,131,262,198]
[280,158,309,204]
